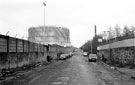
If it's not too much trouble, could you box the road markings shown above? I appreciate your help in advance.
[92,62,97,66]
[28,75,42,83]
[29,74,36,78]
[51,77,69,85]
[51,81,67,85]
[62,68,71,72]
[57,77,69,81]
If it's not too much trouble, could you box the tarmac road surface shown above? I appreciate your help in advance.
[1,52,135,85]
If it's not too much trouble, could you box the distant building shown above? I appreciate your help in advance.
[28,26,71,46]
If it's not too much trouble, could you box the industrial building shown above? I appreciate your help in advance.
[28,26,71,46]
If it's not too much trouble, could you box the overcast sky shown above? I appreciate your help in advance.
[0,0,135,47]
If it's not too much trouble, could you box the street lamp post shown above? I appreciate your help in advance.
[15,34,18,38]
[104,31,111,61]
[6,31,10,36]
[43,2,46,28]
[22,36,24,39]
[43,2,46,45]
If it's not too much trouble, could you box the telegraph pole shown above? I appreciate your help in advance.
[91,25,97,54]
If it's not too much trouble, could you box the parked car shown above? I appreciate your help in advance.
[59,54,68,60]
[83,52,88,57]
[68,52,74,57]
[64,52,73,59]
[88,54,97,62]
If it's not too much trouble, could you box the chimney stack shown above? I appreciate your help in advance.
[95,25,97,36]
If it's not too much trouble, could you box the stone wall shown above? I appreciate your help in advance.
[112,47,135,66]
[98,38,135,67]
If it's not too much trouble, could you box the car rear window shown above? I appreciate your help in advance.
[89,54,97,57]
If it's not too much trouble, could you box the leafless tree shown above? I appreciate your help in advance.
[122,25,132,36]
[114,24,121,38]
[108,26,115,39]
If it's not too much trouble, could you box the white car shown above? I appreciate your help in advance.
[83,52,88,56]
[88,54,97,62]
[59,54,67,60]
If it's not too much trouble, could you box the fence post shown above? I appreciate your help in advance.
[23,40,24,53]
[7,36,9,54]
[133,46,135,67]
[16,38,18,68]
[16,38,18,53]
[28,41,30,53]
[33,43,35,52]
[6,36,10,69]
